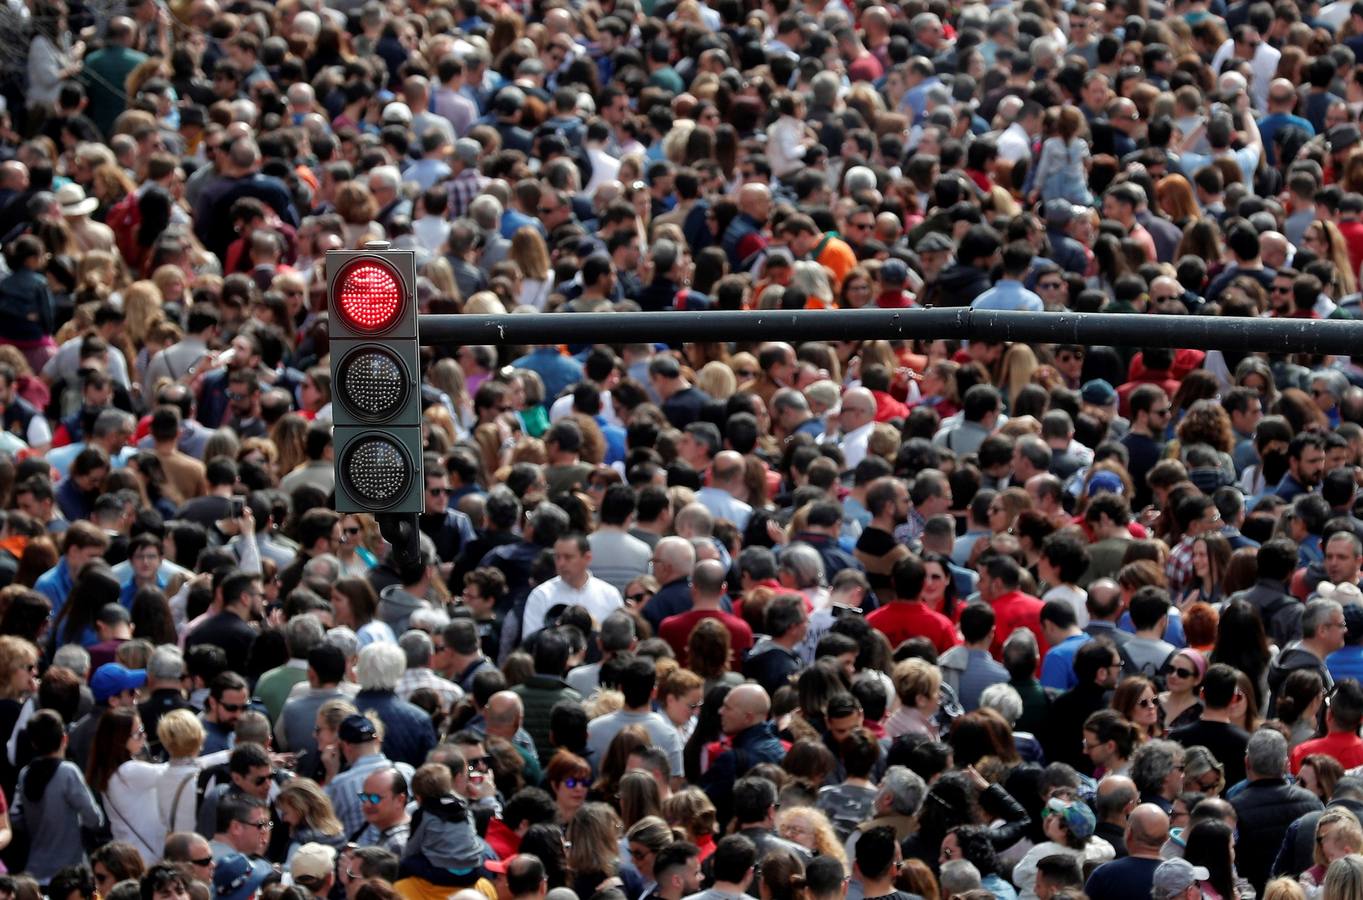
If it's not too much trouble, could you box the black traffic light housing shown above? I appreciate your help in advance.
[328,242,425,518]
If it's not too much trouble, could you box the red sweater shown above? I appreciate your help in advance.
[866,601,960,654]
[988,590,1048,660]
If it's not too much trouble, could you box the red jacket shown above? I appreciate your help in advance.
[867,601,960,654]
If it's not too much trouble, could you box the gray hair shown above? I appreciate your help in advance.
[600,611,637,652]
[779,543,826,590]
[357,641,407,691]
[1129,739,1185,796]
[93,409,135,439]
[978,683,1023,726]
[1246,728,1289,779]
[771,388,810,416]
[844,165,877,195]
[284,613,325,659]
[303,553,343,585]
[368,164,401,192]
[53,643,91,677]
[939,860,981,896]
[1312,369,1348,400]
[1324,853,1363,900]
[810,70,840,106]
[410,606,451,632]
[325,625,359,660]
[399,629,434,669]
[877,765,927,816]
[1304,598,1344,639]
[146,645,184,681]
[234,710,271,746]
[469,195,504,231]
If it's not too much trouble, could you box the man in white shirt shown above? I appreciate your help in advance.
[521,534,623,637]
[835,387,877,471]
[996,97,1042,163]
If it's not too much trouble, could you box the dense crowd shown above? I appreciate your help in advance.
[11,0,1363,899]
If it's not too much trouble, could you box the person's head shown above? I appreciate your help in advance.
[719,683,771,735]
[853,826,901,883]
[1305,598,1348,654]
[1033,854,1082,900]
[140,862,192,900]
[219,795,272,856]
[1130,740,1186,802]
[1246,728,1290,781]
[360,767,410,829]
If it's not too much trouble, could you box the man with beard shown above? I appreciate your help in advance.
[1276,432,1326,501]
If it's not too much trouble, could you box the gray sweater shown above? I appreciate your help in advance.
[11,758,104,883]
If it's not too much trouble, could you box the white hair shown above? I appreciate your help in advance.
[978,683,1024,726]
[410,606,451,632]
[369,165,402,192]
[53,644,90,677]
[844,165,877,195]
[357,642,407,691]
[147,645,184,681]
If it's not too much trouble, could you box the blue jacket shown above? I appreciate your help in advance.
[354,689,437,768]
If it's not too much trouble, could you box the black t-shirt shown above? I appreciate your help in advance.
[1170,719,1251,785]
[855,526,899,592]
[1084,855,1163,900]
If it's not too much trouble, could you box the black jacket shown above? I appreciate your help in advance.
[1041,681,1109,775]
[1231,778,1323,894]
[1273,797,1363,878]
[925,263,991,308]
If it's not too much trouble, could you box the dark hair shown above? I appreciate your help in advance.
[1182,819,1236,900]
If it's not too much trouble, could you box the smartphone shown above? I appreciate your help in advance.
[230,496,245,517]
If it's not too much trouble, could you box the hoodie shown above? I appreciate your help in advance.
[926,263,991,307]
[379,584,430,634]
[741,638,803,696]
[1268,645,1333,713]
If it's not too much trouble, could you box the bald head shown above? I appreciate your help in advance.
[486,690,523,733]
[0,161,27,192]
[1126,804,1171,854]
[1268,78,1297,108]
[1095,774,1138,824]
[691,558,727,599]
[712,450,746,487]
[739,183,772,219]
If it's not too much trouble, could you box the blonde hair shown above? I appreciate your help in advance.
[276,777,343,836]
[509,226,551,281]
[893,658,941,705]
[122,280,164,347]
[1315,809,1363,868]
[0,637,37,700]
[567,803,623,876]
[999,343,1040,412]
[662,788,717,841]
[157,708,205,758]
[1262,877,1308,900]
[774,806,849,871]
[696,361,737,400]
[1325,855,1363,900]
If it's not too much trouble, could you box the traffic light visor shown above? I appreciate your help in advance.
[334,259,403,333]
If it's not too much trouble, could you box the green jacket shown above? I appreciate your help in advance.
[511,674,582,765]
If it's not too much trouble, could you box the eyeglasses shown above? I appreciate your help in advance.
[238,819,273,831]
[225,390,248,401]
[358,792,386,805]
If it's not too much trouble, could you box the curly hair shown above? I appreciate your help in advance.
[1175,399,1235,454]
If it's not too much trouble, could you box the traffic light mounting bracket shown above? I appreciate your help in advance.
[377,513,422,570]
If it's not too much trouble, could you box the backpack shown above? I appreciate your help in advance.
[107,191,142,267]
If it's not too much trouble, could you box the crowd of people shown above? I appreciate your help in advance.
[10,0,1363,899]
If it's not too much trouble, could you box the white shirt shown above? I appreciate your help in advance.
[1209,38,1280,109]
[997,121,1033,163]
[1043,584,1089,628]
[522,573,623,636]
[838,421,876,470]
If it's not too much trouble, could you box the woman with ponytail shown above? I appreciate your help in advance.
[758,848,809,900]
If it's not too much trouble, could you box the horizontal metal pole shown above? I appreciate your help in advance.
[418,309,1363,354]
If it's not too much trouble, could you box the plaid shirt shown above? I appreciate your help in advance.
[1166,535,1196,598]
[448,168,488,219]
[397,667,464,712]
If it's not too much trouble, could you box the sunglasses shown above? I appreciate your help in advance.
[358,792,386,805]
[238,819,272,830]
[190,858,214,868]
[250,774,271,786]
[626,592,651,603]
[1170,666,1198,679]
[217,702,246,713]
[1136,698,1158,709]
[427,487,451,496]
[467,755,494,771]
[344,526,361,535]
[563,777,589,789]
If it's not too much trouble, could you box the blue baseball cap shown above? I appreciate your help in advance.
[91,663,146,703]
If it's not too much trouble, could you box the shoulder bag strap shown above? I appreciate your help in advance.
[168,770,197,832]
[107,772,161,859]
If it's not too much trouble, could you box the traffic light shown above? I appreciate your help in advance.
[328,242,424,514]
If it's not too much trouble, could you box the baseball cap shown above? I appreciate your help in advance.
[1086,471,1125,498]
[338,713,377,743]
[1153,858,1210,897]
[1080,379,1117,406]
[1045,797,1096,839]
[290,843,336,886]
[483,859,510,875]
[214,853,273,900]
[881,258,909,285]
[91,663,147,703]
